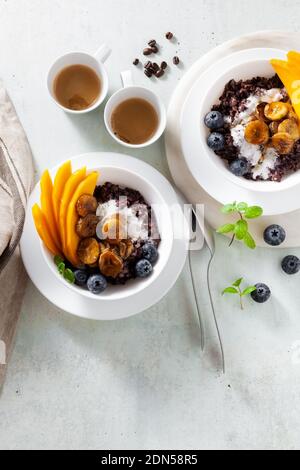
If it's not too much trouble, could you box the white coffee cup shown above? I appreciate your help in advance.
[104,71,167,148]
[47,44,111,114]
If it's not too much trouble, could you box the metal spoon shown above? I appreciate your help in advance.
[179,194,225,374]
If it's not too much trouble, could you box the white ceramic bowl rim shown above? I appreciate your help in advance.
[41,164,174,301]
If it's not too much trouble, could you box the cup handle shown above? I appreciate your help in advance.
[121,70,133,88]
[94,44,111,63]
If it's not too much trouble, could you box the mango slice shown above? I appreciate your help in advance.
[59,167,86,254]
[270,59,293,95]
[40,170,61,249]
[66,172,99,267]
[287,51,300,71]
[32,204,62,256]
[52,161,72,227]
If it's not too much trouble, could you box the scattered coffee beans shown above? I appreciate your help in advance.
[155,68,165,78]
[133,31,180,80]
[144,69,153,78]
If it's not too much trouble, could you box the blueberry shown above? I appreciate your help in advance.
[87,274,108,294]
[229,158,250,177]
[264,225,286,246]
[204,111,224,129]
[74,269,88,287]
[142,243,158,264]
[251,283,271,303]
[135,259,153,278]
[281,255,300,275]
[207,132,225,151]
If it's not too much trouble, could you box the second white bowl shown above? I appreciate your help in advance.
[41,164,174,301]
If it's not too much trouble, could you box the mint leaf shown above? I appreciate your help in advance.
[58,262,66,275]
[244,206,263,219]
[236,202,248,212]
[232,278,243,287]
[217,223,235,234]
[223,279,258,310]
[244,231,256,249]
[64,268,75,284]
[54,255,64,267]
[234,220,248,240]
[222,287,239,295]
[241,286,257,296]
[221,203,237,214]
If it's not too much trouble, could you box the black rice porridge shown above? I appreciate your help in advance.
[93,183,160,285]
[206,75,300,182]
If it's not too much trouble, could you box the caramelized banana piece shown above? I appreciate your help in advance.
[278,119,300,140]
[269,121,279,135]
[76,194,98,217]
[271,132,295,155]
[77,238,100,265]
[101,214,127,244]
[264,102,289,121]
[118,240,134,260]
[99,242,111,254]
[255,103,268,121]
[288,105,299,122]
[99,250,123,278]
[244,120,269,145]
[76,214,99,238]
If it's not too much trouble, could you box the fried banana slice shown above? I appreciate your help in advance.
[245,120,269,145]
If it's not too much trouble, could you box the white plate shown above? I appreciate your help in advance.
[180,47,300,216]
[20,152,188,320]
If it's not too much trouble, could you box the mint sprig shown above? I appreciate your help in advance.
[222,278,257,310]
[217,201,263,249]
[53,256,75,284]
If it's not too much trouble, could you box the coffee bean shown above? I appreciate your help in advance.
[152,62,160,72]
[144,61,153,70]
[151,45,159,53]
[144,69,153,78]
[133,58,139,66]
[161,61,168,70]
[173,56,180,65]
[166,32,174,40]
[148,39,156,47]
[155,68,165,78]
[143,48,153,56]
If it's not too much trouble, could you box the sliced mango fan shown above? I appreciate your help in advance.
[32,162,99,267]
[270,50,300,120]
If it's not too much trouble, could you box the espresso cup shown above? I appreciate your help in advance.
[104,71,167,148]
[47,44,111,114]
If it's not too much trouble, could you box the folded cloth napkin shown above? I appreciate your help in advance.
[0,82,34,388]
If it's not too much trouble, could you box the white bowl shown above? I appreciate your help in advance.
[41,165,173,302]
[199,47,300,192]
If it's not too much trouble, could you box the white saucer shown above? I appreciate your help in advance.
[180,47,300,216]
[20,152,188,320]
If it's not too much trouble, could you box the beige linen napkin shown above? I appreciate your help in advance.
[0,82,34,388]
